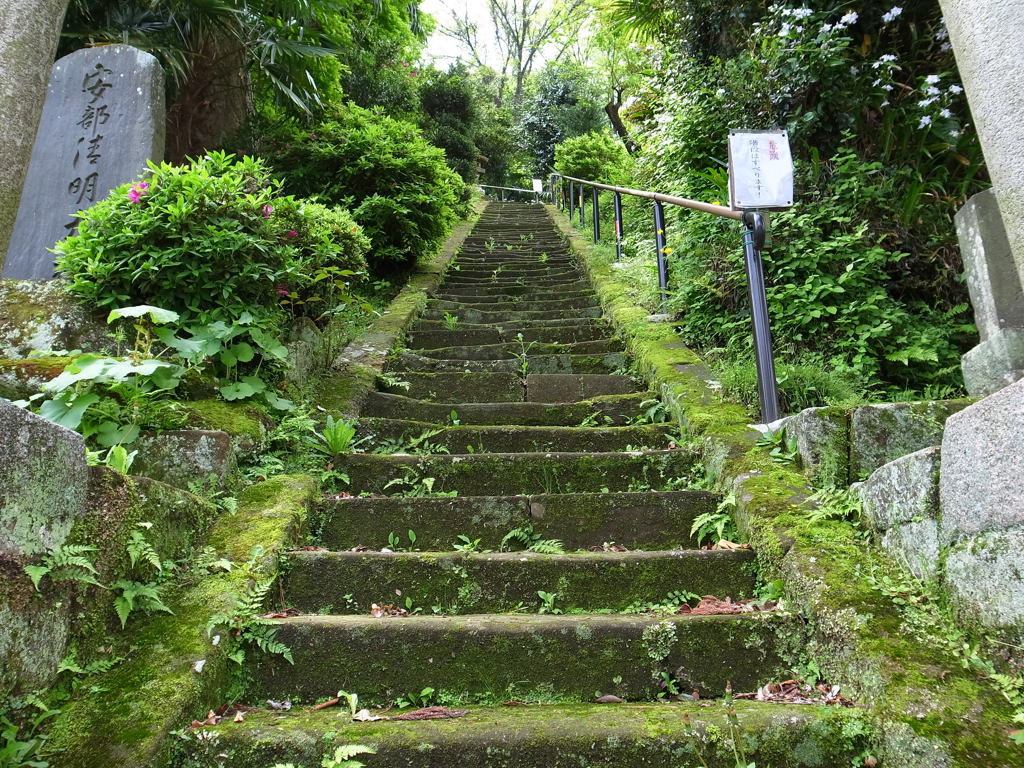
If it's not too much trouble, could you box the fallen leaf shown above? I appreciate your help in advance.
[233,711,245,723]
[388,706,469,721]
[313,697,340,711]
[370,603,408,617]
[258,608,301,619]
[266,699,292,711]
[713,539,752,550]
[501,700,530,706]
[595,694,624,703]
[677,596,776,616]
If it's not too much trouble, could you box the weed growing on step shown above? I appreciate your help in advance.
[538,252,549,263]
[625,590,701,615]
[306,415,362,456]
[755,427,799,465]
[442,312,460,330]
[501,524,565,554]
[690,494,741,547]
[377,372,411,391]
[452,535,488,553]
[630,398,669,425]
[511,333,537,378]
[806,487,861,524]
[386,530,418,552]
[537,591,562,614]
[206,576,293,667]
[381,468,457,498]
[371,428,449,456]
[395,687,437,709]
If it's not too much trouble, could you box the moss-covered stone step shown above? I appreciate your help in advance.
[421,306,602,323]
[389,350,627,375]
[412,316,609,333]
[285,549,757,615]
[360,391,656,426]
[378,372,524,403]
[444,268,581,283]
[432,283,593,300]
[358,418,673,453]
[251,612,788,703]
[175,701,866,768]
[407,323,611,350]
[428,296,599,313]
[313,490,719,551]
[340,449,698,495]
[409,338,621,361]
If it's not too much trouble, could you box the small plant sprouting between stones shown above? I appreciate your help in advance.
[537,591,562,615]
[501,523,565,554]
[511,333,537,378]
[395,686,437,709]
[24,545,103,592]
[206,577,293,665]
[307,415,361,456]
[806,487,861,524]
[382,469,457,498]
[377,372,411,391]
[452,535,488,553]
[442,312,460,330]
[690,493,740,547]
[273,743,377,768]
[386,530,418,552]
[756,427,799,465]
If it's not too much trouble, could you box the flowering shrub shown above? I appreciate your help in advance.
[257,103,467,271]
[55,151,369,324]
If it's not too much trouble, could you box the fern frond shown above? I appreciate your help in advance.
[527,539,565,554]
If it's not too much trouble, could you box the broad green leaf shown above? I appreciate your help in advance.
[249,328,288,360]
[107,305,180,325]
[220,382,257,400]
[229,342,255,363]
[39,393,100,430]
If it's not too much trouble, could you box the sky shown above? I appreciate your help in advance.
[419,0,496,67]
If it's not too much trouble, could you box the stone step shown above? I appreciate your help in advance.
[378,372,523,403]
[433,282,593,299]
[391,352,626,376]
[421,306,603,323]
[412,316,609,332]
[428,296,600,313]
[359,418,674,453]
[360,391,656,426]
[445,267,579,281]
[250,612,788,703]
[408,324,611,349]
[284,549,758,615]
[408,338,621,361]
[182,702,864,768]
[314,490,719,551]
[340,449,698,496]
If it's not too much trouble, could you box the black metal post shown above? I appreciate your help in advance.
[578,187,585,226]
[592,187,600,243]
[613,191,624,261]
[653,200,669,310]
[741,211,780,423]
[569,181,575,217]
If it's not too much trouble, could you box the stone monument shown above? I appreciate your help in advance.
[2,45,165,280]
[955,189,1024,396]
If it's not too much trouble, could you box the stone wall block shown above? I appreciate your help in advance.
[939,377,1024,545]
[850,400,971,480]
[776,406,850,487]
[881,520,941,581]
[132,429,235,490]
[860,446,940,532]
[945,525,1024,645]
[0,397,88,558]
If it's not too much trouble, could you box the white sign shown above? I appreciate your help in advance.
[728,130,794,210]
[532,178,544,193]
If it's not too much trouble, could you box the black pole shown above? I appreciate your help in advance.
[613,191,624,261]
[653,200,669,310]
[578,187,585,226]
[741,211,780,423]
[569,181,575,217]
[592,187,600,243]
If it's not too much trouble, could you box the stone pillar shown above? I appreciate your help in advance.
[0,0,71,272]
[956,190,1024,395]
[941,0,1024,293]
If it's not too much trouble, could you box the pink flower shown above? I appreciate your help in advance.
[127,181,149,203]
[286,230,298,238]
[276,285,290,296]
[262,205,274,218]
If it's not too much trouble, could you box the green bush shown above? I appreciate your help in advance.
[259,103,467,270]
[554,131,633,185]
[56,151,370,324]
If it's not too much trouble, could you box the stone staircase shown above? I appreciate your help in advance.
[183,204,863,766]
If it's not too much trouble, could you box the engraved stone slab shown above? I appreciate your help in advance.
[3,45,164,279]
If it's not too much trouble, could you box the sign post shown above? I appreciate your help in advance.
[727,129,795,423]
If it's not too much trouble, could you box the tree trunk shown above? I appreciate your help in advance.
[605,97,638,156]
[0,0,70,268]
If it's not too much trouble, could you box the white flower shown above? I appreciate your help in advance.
[882,6,903,23]
[940,42,952,51]
[821,22,834,33]
[940,108,952,118]
[881,100,890,107]
[949,84,963,94]
[193,659,207,674]
[926,86,940,95]
[919,115,932,128]
[936,27,949,41]
[839,11,859,26]
[872,79,881,86]
[918,97,938,107]
[780,22,792,35]
[715,88,726,97]
[792,7,813,18]
[882,84,894,91]
[925,74,941,84]
[873,54,898,69]
[949,129,960,138]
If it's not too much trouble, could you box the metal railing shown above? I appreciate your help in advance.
[479,184,549,203]
[549,172,780,423]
